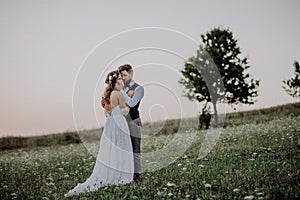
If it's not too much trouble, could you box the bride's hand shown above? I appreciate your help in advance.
[128,90,134,98]
[121,107,129,116]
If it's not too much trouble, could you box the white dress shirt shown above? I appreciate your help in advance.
[121,80,144,107]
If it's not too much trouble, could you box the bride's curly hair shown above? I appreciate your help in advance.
[101,70,120,108]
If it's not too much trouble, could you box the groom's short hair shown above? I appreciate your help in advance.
[119,64,133,73]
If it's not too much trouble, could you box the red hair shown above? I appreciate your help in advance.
[101,70,120,108]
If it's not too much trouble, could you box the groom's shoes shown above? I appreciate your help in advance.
[133,173,142,182]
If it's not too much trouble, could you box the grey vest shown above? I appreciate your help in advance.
[126,83,141,120]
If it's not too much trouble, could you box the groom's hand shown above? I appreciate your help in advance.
[104,110,111,118]
[128,90,134,98]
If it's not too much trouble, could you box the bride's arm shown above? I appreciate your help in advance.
[118,91,127,109]
[111,91,129,116]
[117,92,129,116]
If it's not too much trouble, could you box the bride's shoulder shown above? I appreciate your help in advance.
[111,90,122,96]
[110,90,123,100]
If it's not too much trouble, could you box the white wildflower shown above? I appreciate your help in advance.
[166,182,176,187]
[244,195,255,200]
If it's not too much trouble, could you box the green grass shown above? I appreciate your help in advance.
[0,106,299,199]
[1,102,299,151]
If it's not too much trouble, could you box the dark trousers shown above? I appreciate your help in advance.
[128,118,142,175]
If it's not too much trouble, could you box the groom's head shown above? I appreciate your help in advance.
[119,64,133,84]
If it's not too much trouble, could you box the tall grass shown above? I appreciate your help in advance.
[0,111,299,199]
[1,102,299,151]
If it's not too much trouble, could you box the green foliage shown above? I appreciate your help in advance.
[283,60,300,98]
[0,131,82,151]
[179,27,260,119]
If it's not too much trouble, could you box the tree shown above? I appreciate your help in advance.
[283,61,300,98]
[179,27,260,124]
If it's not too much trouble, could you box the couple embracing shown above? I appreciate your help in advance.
[65,64,144,197]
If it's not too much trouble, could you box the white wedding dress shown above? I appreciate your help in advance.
[65,106,134,197]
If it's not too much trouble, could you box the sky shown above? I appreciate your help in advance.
[0,0,299,137]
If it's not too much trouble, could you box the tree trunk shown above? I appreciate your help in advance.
[212,101,219,126]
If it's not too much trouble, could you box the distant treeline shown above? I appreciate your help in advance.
[1,102,299,151]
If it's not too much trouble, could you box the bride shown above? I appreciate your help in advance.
[65,70,134,197]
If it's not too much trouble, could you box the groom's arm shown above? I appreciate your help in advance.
[121,86,144,107]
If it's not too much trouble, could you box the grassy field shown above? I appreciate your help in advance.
[0,103,299,199]
[1,102,299,151]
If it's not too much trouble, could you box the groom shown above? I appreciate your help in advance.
[119,64,144,182]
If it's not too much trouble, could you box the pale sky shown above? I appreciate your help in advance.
[0,0,299,136]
